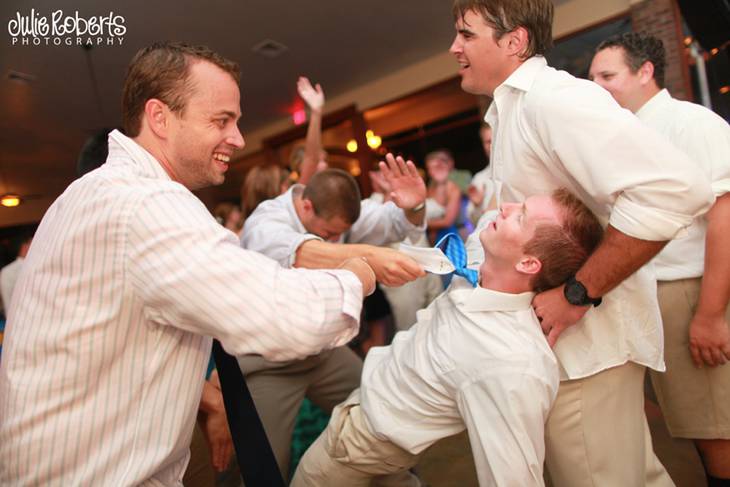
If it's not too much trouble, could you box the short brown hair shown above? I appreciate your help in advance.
[596,32,667,88]
[241,164,289,217]
[525,189,604,292]
[122,42,240,137]
[302,169,361,224]
[452,0,554,59]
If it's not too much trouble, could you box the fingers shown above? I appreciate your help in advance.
[689,344,703,368]
[379,155,394,179]
[379,153,410,178]
[405,159,419,179]
[547,326,562,349]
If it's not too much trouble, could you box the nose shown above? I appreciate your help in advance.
[449,35,462,56]
[228,124,245,150]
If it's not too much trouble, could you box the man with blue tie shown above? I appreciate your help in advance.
[292,189,604,487]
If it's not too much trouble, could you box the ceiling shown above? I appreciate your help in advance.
[0,0,460,227]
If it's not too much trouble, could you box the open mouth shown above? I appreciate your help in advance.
[213,153,230,163]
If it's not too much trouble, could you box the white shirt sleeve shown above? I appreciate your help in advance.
[346,199,425,244]
[126,189,362,361]
[674,113,730,197]
[456,371,554,487]
[241,198,322,268]
[529,81,714,241]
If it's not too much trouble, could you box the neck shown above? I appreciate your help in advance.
[631,84,662,114]
[133,131,182,184]
[478,258,532,295]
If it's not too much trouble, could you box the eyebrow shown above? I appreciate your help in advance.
[457,28,475,36]
[521,202,527,222]
[214,110,241,121]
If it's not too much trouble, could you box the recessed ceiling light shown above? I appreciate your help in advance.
[251,39,288,59]
[7,70,36,84]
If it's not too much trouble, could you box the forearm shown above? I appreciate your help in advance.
[696,193,730,316]
[199,380,225,415]
[299,108,322,185]
[576,225,667,297]
[295,239,370,269]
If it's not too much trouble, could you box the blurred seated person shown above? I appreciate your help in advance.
[467,123,497,225]
[213,203,243,237]
[241,164,291,220]
[425,150,462,244]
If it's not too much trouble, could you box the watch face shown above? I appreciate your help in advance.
[564,281,587,305]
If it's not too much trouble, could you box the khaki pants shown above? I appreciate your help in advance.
[291,390,421,487]
[651,278,730,439]
[545,362,674,487]
[237,347,363,481]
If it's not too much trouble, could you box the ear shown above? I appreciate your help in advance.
[143,98,171,139]
[505,26,530,57]
[637,60,655,86]
[515,254,542,276]
[301,198,315,217]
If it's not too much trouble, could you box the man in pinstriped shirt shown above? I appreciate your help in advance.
[0,42,375,486]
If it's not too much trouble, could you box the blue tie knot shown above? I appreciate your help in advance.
[435,233,479,287]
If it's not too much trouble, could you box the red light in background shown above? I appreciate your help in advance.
[292,109,307,125]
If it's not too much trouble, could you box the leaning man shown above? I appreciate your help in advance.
[0,42,374,486]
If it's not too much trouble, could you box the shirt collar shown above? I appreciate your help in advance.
[635,88,670,121]
[448,279,535,312]
[286,184,309,234]
[486,56,547,127]
[107,130,173,181]
[498,56,547,95]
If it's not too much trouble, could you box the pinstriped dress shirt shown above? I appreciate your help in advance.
[0,130,363,486]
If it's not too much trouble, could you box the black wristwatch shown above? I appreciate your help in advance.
[563,276,602,307]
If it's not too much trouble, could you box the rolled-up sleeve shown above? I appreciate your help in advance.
[126,189,362,361]
[531,81,714,241]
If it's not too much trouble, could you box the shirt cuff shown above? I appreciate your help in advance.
[320,269,363,348]
[609,197,694,241]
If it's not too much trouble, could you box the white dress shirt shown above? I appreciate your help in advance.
[0,257,24,312]
[241,184,424,268]
[476,56,714,380]
[0,130,363,486]
[637,89,730,280]
[361,278,558,487]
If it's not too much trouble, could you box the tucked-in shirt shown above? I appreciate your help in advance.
[0,130,363,486]
[476,56,714,380]
[241,184,425,267]
[0,257,24,312]
[637,89,730,280]
[361,278,557,486]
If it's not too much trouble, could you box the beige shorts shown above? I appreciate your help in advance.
[650,278,730,439]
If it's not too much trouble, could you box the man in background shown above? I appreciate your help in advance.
[591,32,730,486]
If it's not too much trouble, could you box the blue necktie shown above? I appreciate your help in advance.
[435,233,479,287]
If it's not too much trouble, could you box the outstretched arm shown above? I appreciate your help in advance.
[379,153,426,226]
[295,240,424,287]
[297,76,324,185]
